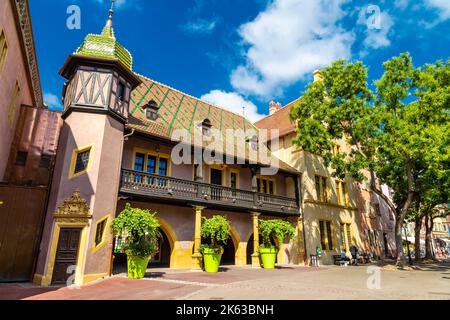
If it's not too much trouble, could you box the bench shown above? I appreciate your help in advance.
[333,254,350,267]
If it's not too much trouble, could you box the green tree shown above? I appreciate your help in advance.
[290,53,449,266]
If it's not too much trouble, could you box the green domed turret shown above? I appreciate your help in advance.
[75,5,133,70]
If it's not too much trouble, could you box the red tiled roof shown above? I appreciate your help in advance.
[254,98,300,141]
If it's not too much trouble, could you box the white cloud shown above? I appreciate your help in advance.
[200,90,265,122]
[44,93,62,111]
[425,0,450,21]
[395,0,409,10]
[230,0,354,99]
[182,19,219,35]
[361,11,394,50]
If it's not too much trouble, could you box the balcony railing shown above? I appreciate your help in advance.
[120,169,299,215]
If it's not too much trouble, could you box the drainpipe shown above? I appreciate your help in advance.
[123,128,135,141]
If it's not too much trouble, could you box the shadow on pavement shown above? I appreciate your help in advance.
[0,283,61,300]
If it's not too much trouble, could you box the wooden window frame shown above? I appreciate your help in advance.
[0,29,8,75]
[315,175,330,203]
[257,176,277,195]
[229,168,240,189]
[209,164,226,186]
[340,223,352,252]
[69,144,94,179]
[319,220,334,251]
[132,148,171,177]
[7,81,20,128]
[335,180,349,206]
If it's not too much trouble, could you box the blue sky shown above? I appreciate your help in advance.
[30,0,449,121]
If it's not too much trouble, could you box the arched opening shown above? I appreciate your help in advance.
[112,219,177,274]
[221,239,236,265]
[149,228,171,267]
[247,234,254,265]
[200,225,239,266]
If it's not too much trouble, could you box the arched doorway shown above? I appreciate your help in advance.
[221,239,236,265]
[112,227,173,274]
[247,234,254,265]
[149,228,171,267]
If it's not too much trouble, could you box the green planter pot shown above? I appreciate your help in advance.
[260,247,278,269]
[202,248,223,273]
[127,255,150,279]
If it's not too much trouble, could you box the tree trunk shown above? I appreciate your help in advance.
[414,216,422,262]
[424,215,433,260]
[395,160,415,267]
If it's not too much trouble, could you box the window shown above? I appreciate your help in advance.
[144,100,159,121]
[257,177,276,195]
[230,172,238,189]
[315,175,329,202]
[69,145,93,178]
[93,216,109,251]
[340,223,352,251]
[7,81,21,127]
[15,151,28,166]
[319,220,334,250]
[95,219,107,247]
[134,153,145,171]
[248,135,259,151]
[0,29,7,74]
[117,82,126,102]
[201,119,212,136]
[39,154,52,169]
[132,150,170,185]
[335,180,349,206]
[74,150,91,174]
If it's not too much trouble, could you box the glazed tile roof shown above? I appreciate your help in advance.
[74,10,133,70]
[126,75,300,174]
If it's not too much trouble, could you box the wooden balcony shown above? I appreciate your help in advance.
[119,169,300,216]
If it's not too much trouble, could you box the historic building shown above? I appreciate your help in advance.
[0,0,62,282]
[255,71,396,265]
[33,7,304,287]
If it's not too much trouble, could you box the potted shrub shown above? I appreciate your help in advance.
[200,215,231,273]
[111,203,161,279]
[259,219,296,269]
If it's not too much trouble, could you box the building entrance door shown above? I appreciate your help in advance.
[52,228,82,285]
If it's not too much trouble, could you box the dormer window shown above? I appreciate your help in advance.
[248,135,259,151]
[144,100,159,121]
[201,118,212,136]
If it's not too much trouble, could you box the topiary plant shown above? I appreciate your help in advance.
[259,219,296,249]
[111,203,161,258]
[200,215,231,254]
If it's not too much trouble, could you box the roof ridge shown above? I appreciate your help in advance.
[255,97,300,124]
[133,72,258,130]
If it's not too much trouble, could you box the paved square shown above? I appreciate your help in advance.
[1,263,449,300]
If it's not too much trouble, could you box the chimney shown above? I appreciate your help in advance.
[313,69,323,83]
[269,101,282,115]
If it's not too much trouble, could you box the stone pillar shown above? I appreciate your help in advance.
[191,206,204,270]
[251,212,261,268]
[297,217,307,265]
[235,242,248,266]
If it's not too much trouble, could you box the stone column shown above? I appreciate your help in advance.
[297,217,307,265]
[251,212,261,268]
[191,206,204,270]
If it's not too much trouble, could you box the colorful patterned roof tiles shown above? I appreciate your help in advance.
[126,74,300,174]
[74,6,133,70]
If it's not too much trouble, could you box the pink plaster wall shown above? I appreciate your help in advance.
[0,0,34,181]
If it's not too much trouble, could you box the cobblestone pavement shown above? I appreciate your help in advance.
[0,262,449,300]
